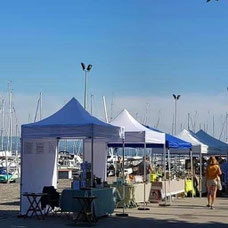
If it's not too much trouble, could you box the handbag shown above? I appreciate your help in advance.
[217,176,222,191]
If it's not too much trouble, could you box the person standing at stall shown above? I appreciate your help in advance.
[116,156,122,177]
[206,156,222,209]
[138,156,153,182]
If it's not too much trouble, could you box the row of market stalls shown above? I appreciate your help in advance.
[177,129,228,197]
[108,109,191,205]
[20,97,228,217]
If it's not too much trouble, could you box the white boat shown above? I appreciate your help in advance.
[58,151,82,170]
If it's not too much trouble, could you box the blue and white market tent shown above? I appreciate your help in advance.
[108,109,165,147]
[22,97,122,139]
[145,126,192,150]
[20,98,122,214]
[177,129,228,155]
[196,130,228,155]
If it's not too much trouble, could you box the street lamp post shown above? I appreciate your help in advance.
[173,94,181,135]
[81,62,92,111]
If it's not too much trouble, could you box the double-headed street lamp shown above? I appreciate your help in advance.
[173,94,181,135]
[81,62,92,111]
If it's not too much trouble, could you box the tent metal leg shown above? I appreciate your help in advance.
[159,144,170,206]
[168,149,171,204]
[138,140,150,210]
[116,138,128,216]
[190,149,194,198]
[19,138,24,215]
[199,153,202,198]
[90,125,94,188]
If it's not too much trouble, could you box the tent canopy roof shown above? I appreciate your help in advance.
[177,129,203,146]
[145,126,191,149]
[196,130,228,153]
[22,98,122,139]
[177,129,228,154]
[109,109,165,145]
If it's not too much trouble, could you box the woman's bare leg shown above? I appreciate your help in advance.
[207,185,211,206]
[211,186,217,207]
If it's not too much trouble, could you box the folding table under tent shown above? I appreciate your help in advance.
[107,109,165,209]
[20,97,123,215]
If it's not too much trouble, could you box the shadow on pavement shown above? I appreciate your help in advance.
[0,210,227,228]
[0,201,20,206]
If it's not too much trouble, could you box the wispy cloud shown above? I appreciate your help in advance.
[2,92,227,141]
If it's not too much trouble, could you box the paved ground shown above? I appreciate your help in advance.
[1,181,228,228]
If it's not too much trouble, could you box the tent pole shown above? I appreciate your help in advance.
[56,138,60,189]
[19,137,23,215]
[164,145,167,205]
[138,133,149,210]
[144,142,146,208]
[116,138,128,216]
[168,148,171,204]
[122,139,125,214]
[151,148,153,166]
[160,144,169,206]
[190,149,194,198]
[91,125,94,187]
[199,153,202,198]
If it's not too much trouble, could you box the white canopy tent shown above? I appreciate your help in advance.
[108,109,165,208]
[177,129,206,154]
[177,129,228,155]
[20,98,122,215]
[109,109,165,145]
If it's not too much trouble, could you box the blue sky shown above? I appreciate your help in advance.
[0,1,228,137]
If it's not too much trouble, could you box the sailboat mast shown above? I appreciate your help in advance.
[40,92,42,120]
[102,96,109,123]
[7,82,13,153]
[6,82,13,183]
[212,115,215,137]
[9,90,13,153]
[1,98,5,151]
[110,93,114,121]
[90,94,94,115]
[187,113,190,131]
[225,113,228,142]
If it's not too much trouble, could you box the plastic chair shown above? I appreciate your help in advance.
[41,186,60,216]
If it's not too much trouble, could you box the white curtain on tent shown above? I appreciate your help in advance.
[21,138,58,214]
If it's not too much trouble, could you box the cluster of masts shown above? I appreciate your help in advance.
[0,81,20,153]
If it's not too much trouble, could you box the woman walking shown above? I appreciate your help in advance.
[206,156,222,209]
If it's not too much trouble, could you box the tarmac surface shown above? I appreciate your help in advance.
[1,180,228,228]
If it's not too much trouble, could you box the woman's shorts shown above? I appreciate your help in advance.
[207,179,218,188]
